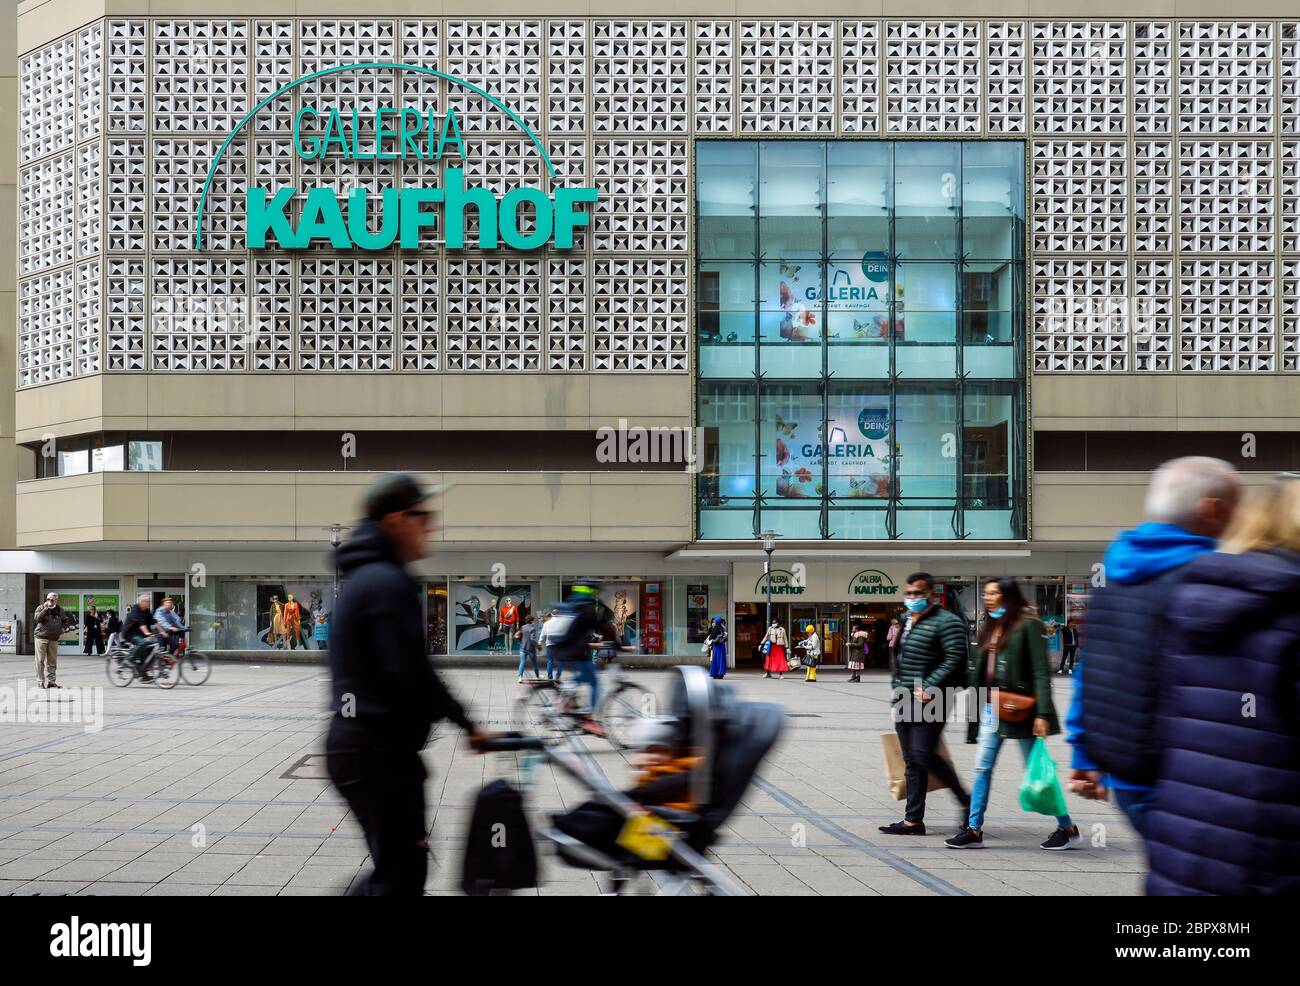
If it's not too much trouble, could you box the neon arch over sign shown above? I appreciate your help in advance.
[193,62,559,250]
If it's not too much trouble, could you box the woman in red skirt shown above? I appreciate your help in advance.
[760,619,789,679]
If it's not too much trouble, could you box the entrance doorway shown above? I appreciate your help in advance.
[791,605,850,666]
[735,601,793,668]
[41,579,123,655]
[847,602,904,669]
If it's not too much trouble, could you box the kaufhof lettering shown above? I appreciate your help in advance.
[244,104,598,251]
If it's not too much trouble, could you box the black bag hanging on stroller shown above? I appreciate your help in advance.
[461,779,538,895]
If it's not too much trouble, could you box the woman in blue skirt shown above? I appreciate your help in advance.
[705,616,728,679]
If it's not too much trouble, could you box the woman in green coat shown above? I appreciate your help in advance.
[945,577,1081,851]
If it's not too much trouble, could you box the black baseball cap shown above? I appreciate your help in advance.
[363,473,433,521]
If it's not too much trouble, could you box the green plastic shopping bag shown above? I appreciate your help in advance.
[1019,738,1069,817]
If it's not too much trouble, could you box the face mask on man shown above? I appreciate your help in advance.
[904,597,927,614]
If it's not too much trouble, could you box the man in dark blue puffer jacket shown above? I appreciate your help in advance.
[1065,457,1240,842]
[1149,482,1300,895]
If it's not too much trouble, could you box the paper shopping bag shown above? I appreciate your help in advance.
[881,732,956,800]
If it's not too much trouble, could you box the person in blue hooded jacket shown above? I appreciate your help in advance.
[1064,457,1240,842]
[1147,479,1300,895]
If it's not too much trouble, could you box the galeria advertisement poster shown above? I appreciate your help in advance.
[762,253,903,343]
[773,404,892,499]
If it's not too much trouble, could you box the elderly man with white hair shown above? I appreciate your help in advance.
[1064,456,1242,842]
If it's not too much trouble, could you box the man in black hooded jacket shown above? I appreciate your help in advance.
[326,473,484,896]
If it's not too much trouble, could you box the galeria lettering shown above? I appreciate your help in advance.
[49,917,151,967]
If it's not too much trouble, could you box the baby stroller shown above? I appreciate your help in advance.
[475,665,784,895]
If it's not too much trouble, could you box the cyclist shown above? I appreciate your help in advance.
[120,592,159,678]
[153,596,187,656]
[546,584,621,732]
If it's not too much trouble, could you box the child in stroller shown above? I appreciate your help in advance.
[476,666,784,895]
[549,716,699,856]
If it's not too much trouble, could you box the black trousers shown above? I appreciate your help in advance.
[83,629,104,655]
[326,719,429,896]
[896,718,969,824]
[1057,645,1078,673]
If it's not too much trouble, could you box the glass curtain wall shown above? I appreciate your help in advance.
[697,139,1026,540]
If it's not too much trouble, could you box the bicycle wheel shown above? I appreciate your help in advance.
[180,650,212,685]
[512,682,556,734]
[152,652,182,689]
[602,683,655,750]
[106,653,134,688]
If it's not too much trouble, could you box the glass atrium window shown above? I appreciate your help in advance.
[695,140,1026,541]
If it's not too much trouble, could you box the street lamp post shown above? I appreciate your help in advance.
[759,530,781,646]
[322,524,350,600]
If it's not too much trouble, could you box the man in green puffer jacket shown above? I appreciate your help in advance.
[879,572,971,836]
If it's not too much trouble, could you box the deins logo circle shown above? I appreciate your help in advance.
[858,408,889,440]
[860,251,889,283]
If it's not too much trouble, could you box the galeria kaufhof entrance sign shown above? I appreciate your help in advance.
[194,63,599,252]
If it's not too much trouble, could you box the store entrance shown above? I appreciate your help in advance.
[791,605,849,666]
[735,602,790,668]
[847,602,904,670]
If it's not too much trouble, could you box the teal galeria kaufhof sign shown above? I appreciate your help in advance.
[194,63,600,252]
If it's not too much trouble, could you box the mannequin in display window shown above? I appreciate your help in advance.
[283,593,304,650]
[610,590,632,646]
[499,596,519,653]
[270,594,287,649]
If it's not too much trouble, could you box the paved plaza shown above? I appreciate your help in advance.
[0,657,1145,896]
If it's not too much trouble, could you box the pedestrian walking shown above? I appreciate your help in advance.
[705,616,728,679]
[945,577,1079,851]
[1065,456,1240,842]
[797,624,820,682]
[847,622,868,683]
[1056,620,1079,675]
[82,605,105,656]
[879,572,970,836]
[32,591,65,689]
[516,614,540,682]
[1147,479,1300,895]
[886,617,901,669]
[539,610,562,682]
[759,619,788,679]
[325,473,487,896]
[104,608,122,650]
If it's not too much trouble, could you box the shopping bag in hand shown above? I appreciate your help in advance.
[1018,738,1069,817]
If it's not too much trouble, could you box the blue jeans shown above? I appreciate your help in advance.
[1114,786,1156,840]
[564,658,598,712]
[517,648,539,677]
[545,650,562,680]
[968,704,1072,832]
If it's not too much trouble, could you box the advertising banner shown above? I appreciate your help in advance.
[761,252,902,343]
[686,584,710,643]
[640,583,663,654]
[773,403,892,500]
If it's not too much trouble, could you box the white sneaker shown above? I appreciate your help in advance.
[517,676,524,684]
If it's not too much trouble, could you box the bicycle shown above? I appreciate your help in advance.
[105,636,182,689]
[166,629,212,685]
[513,643,656,750]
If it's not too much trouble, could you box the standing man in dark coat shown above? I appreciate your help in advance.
[326,473,485,896]
[878,572,971,836]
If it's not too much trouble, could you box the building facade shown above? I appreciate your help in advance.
[5,2,1299,665]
